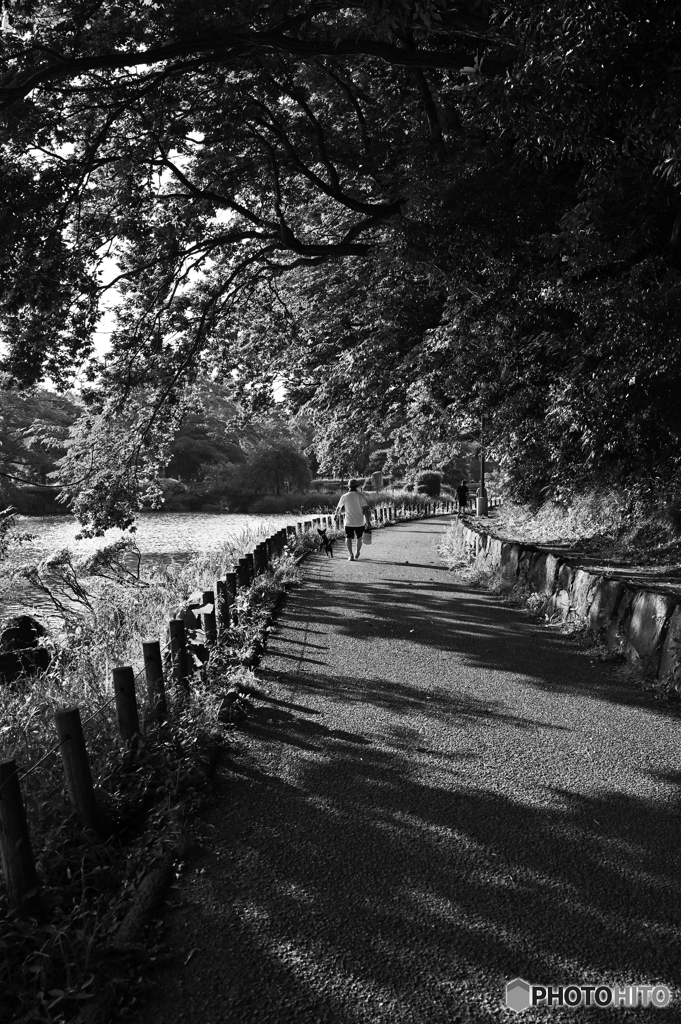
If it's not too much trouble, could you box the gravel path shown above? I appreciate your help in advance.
[132,517,681,1023]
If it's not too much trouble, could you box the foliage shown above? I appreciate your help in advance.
[415,470,441,496]
[3,1,681,522]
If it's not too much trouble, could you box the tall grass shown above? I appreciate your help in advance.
[482,489,681,561]
[493,491,631,545]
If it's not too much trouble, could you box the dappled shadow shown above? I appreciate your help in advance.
[266,557,681,719]
[144,703,681,1023]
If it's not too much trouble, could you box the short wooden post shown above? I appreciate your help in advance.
[215,579,229,633]
[245,552,255,582]
[286,525,296,543]
[253,544,263,574]
[226,571,238,623]
[54,708,99,832]
[201,590,217,645]
[0,759,42,915]
[237,557,250,589]
[169,619,190,693]
[112,666,140,744]
[296,522,303,536]
[143,641,168,723]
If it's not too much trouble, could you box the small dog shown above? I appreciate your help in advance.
[317,528,334,557]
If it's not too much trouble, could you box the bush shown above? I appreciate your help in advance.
[415,471,442,497]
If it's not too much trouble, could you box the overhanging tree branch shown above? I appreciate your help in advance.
[0,30,510,111]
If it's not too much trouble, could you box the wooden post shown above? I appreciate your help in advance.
[0,759,42,915]
[143,641,168,723]
[296,522,303,536]
[226,571,238,623]
[202,590,217,645]
[286,525,296,543]
[237,557,250,590]
[54,708,99,832]
[112,666,140,744]
[245,552,255,582]
[169,619,190,693]
[215,579,229,634]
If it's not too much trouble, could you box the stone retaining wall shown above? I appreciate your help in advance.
[450,519,681,692]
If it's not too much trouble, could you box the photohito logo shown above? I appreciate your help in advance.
[505,979,671,1012]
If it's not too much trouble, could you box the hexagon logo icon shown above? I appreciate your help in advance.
[506,978,532,1013]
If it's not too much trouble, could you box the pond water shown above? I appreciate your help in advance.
[0,510,312,620]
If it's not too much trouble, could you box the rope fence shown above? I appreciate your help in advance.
[0,497,498,913]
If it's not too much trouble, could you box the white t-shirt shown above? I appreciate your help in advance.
[336,490,368,528]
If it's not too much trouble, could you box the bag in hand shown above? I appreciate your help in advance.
[363,528,373,545]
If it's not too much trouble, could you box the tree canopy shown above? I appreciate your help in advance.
[2,0,681,524]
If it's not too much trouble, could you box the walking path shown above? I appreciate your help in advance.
[134,517,681,1023]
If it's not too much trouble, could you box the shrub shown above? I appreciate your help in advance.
[415,471,442,497]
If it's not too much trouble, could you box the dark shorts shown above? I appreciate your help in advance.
[345,525,365,538]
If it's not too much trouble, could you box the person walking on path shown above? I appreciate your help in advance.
[456,479,469,514]
[335,478,372,560]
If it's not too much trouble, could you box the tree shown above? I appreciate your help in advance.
[4,1,681,522]
[0,383,81,494]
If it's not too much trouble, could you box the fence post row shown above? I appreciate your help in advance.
[0,759,43,915]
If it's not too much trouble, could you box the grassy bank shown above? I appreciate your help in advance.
[482,491,681,566]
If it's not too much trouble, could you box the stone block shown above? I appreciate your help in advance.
[587,579,627,635]
[658,605,681,689]
[527,552,561,595]
[517,547,538,580]
[624,591,676,669]
[488,538,503,569]
[500,543,521,581]
[542,589,571,621]
[605,588,635,650]
[557,562,574,593]
[570,569,601,620]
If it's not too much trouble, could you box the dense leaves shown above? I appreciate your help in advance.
[2,0,681,521]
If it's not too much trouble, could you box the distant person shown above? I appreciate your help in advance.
[335,479,372,560]
[456,480,469,513]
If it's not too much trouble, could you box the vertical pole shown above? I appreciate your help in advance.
[237,557,250,590]
[169,619,190,694]
[202,590,217,645]
[143,641,168,723]
[0,759,42,915]
[112,666,140,744]
[226,571,238,624]
[215,579,229,634]
[54,708,99,832]
[480,414,486,497]
[477,413,488,517]
[245,552,255,582]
